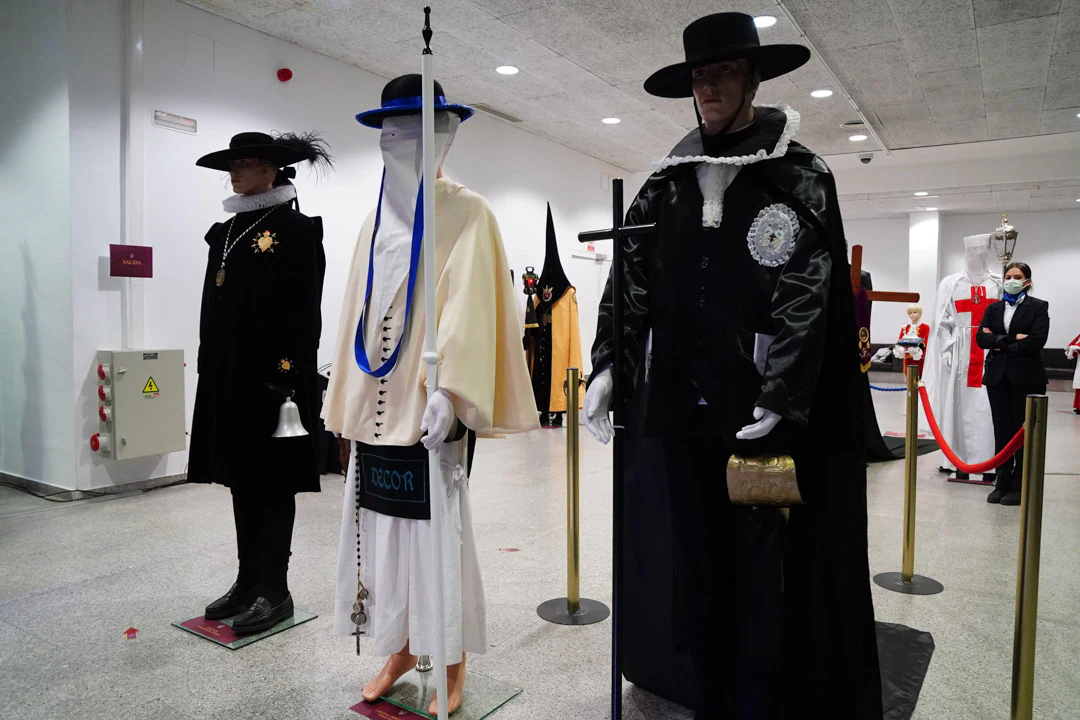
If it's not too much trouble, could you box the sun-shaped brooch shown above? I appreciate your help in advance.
[253,230,279,253]
[278,358,293,373]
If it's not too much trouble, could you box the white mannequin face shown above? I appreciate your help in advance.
[964,244,991,277]
[907,307,922,324]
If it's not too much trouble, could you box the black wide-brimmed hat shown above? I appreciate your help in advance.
[195,132,325,171]
[356,74,474,129]
[644,13,811,98]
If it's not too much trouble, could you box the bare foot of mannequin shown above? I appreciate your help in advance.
[362,642,418,703]
[427,654,467,716]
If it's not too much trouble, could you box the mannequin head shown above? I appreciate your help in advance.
[907,303,923,325]
[229,157,278,196]
[962,233,992,280]
[692,58,759,134]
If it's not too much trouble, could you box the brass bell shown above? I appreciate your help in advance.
[273,391,309,438]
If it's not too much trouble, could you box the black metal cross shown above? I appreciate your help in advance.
[577,178,656,720]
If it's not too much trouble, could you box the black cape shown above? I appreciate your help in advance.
[189,201,325,494]
[591,107,883,717]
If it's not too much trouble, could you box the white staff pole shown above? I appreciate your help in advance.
[420,9,449,720]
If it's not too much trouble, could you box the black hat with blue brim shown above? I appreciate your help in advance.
[356,74,474,129]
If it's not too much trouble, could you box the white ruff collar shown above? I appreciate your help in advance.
[653,103,800,172]
[222,184,296,214]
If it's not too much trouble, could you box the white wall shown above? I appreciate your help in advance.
[941,210,1080,348]
[843,217,910,341]
[0,1,76,489]
[52,0,627,488]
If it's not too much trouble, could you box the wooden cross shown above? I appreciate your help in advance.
[850,245,920,305]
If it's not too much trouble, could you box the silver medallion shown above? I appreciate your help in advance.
[747,203,799,267]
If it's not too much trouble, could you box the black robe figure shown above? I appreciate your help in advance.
[524,204,583,428]
[587,14,881,719]
[189,131,332,633]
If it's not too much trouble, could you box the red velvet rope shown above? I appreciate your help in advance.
[918,386,1025,474]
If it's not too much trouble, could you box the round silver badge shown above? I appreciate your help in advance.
[747,203,799,267]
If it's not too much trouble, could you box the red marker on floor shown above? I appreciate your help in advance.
[123,627,138,640]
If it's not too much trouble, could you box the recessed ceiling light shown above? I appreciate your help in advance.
[810,89,833,98]
[602,117,621,125]
[849,134,868,142]
[925,207,938,211]
[914,191,928,196]
[754,15,777,28]
[496,65,519,75]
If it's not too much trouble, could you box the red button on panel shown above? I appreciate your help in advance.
[90,433,100,452]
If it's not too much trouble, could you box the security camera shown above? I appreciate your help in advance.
[859,152,873,165]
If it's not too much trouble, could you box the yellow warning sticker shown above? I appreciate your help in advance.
[142,377,160,394]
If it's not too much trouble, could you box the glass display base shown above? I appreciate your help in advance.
[351,669,521,720]
[171,609,317,649]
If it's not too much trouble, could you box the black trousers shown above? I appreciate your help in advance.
[662,406,789,720]
[231,488,296,601]
[987,381,1045,494]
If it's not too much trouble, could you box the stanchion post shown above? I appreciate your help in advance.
[902,364,919,582]
[536,368,610,627]
[873,366,944,595]
[566,367,581,614]
[1010,394,1048,720]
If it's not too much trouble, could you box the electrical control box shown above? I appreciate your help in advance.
[91,349,186,460]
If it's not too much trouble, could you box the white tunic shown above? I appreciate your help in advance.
[921,271,1002,469]
[334,437,486,664]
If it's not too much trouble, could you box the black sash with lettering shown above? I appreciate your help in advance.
[354,442,430,520]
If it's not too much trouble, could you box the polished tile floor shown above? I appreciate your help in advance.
[1,389,1078,719]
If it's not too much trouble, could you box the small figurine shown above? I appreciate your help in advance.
[872,303,930,377]
[1067,331,1080,415]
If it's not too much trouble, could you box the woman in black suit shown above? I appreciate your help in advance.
[977,262,1049,506]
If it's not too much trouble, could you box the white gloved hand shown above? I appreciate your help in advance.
[890,345,904,360]
[910,347,924,361]
[420,388,455,451]
[584,368,615,445]
[736,407,782,441]
[1066,345,1080,360]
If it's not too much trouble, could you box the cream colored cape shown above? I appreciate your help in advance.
[323,176,539,444]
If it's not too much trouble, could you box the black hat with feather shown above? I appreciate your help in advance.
[196,131,334,176]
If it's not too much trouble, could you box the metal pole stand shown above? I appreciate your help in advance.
[874,366,945,595]
[538,367,611,626]
[416,655,433,673]
[1010,395,1048,720]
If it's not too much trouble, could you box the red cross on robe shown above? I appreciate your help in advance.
[954,286,993,388]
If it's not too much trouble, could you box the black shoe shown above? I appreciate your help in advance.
[231,593,294,634]
[205,582,259,620]
[1001,491,1022,506]
[982,472,996,483]
[987,488,1006,504]
[953,471,970,480]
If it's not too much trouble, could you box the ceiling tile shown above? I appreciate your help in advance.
[1056,0,1080,56]
[836,42,922,106]
[804,0,900,49]
[1040,107,1080,133]
[919,66,985,122]
[466,0,553,17]
[1044,51,1080,110]
[985,86,1045,139]
[557,0,668,44]
[993,189,1031,209]
[977,16,1055,92]
[1028,195,1070,211]
[935,118,990,143]
[888,0,979,74]
[786,56,839,91]
[973,0,1060,27]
